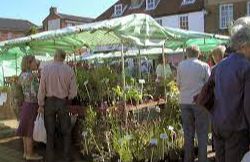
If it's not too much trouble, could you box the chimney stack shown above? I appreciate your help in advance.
[50,7,57,14]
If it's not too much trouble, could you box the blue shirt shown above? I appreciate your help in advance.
[212,53,250,132]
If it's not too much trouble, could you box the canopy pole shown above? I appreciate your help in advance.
[183,44,186,59]
[138,47,142,79]
[2,66,5,86]
[121,44,127,122]
[15,53,17,76]
[162,45,167,102]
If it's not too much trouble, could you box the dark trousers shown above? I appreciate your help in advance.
[181,104,209,162]
[44,97,72,162]
[213,125,249,162]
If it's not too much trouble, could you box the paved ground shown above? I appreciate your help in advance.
[0,119,83,162]
[0,137,83,162]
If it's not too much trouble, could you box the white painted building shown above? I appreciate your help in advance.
[97,0,205,32]
[155,10,205,32]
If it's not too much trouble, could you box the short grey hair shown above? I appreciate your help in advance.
[54,49,66,60]
[186,45,200,58]
[231,27,250,50]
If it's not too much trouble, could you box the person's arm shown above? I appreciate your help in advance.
[244,67,250,139]
[68,69,77,100]
[204,64,211,83]
[37,69,46,112]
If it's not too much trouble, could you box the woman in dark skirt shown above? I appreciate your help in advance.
[16,55,43,160]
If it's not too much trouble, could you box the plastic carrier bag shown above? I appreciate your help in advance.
[33,113,47,143]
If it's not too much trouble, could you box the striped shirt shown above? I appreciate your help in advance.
[38,61,77,107]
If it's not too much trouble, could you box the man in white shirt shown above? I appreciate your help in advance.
[177,46,210,162]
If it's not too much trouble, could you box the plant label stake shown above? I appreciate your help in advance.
[82,131,89,155]
[105,131,112,158]
[139,79,145,96]
[84,80,91,101]
[150,138,158,162]
[160,133,168,160]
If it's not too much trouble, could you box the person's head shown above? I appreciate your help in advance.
[186,45,200,58]
[21,55,37,72]
[231,27,250,59]
[211,45,226,64]
[54,49,66,62]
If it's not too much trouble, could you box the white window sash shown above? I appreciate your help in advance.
[114,4,123,16]
[219,4,233,29]
[179,15,189,30]
[146,0,155,10]
[247,1,250,16]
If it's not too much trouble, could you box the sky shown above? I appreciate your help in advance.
[0,0,118,26]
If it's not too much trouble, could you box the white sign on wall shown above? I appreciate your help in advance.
[48,19,60,31]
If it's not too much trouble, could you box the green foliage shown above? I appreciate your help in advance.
[80,80,183,161]
[125,88,142,105]
[76,66,120,106]
[0,86,9,93]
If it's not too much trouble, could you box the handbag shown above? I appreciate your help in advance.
[33,113,47,143]
[193,68,216,111]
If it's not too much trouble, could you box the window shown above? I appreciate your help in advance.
[7,32,13,39]
[67,23,74,27]
[219,4,233,29]
[146,0,155,10]
[130,0,143,9]
[156,19,162,26]
[114,4,123,16]
[182,0,195,5]
[179,16,189,30]
[247,1,250,16]
[48,19,60,30]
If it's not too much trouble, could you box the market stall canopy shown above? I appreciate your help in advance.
[82,48,180,60]
[0,14,173,57]
[164,27,229,52]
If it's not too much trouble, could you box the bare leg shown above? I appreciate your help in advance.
[25,137,43,160]
[26,137,33,156]
[23,137,27,158]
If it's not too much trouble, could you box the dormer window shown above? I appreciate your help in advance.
[114,4,123,16]
[146,0,155,10]
[182,0,195,5]
[131,0,143,9]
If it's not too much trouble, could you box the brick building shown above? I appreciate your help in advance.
[43,7,94,31]
[205,0,249,35]
[96,0,206,32]
[0,18,36,41]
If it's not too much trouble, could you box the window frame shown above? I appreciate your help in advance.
[146,0,155,10]
[219,3,234,30]
[179,15,189,30]
[182,0,195,5]
[7,32,13,40]
[247,1,250,16]
[114,4,123,16]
